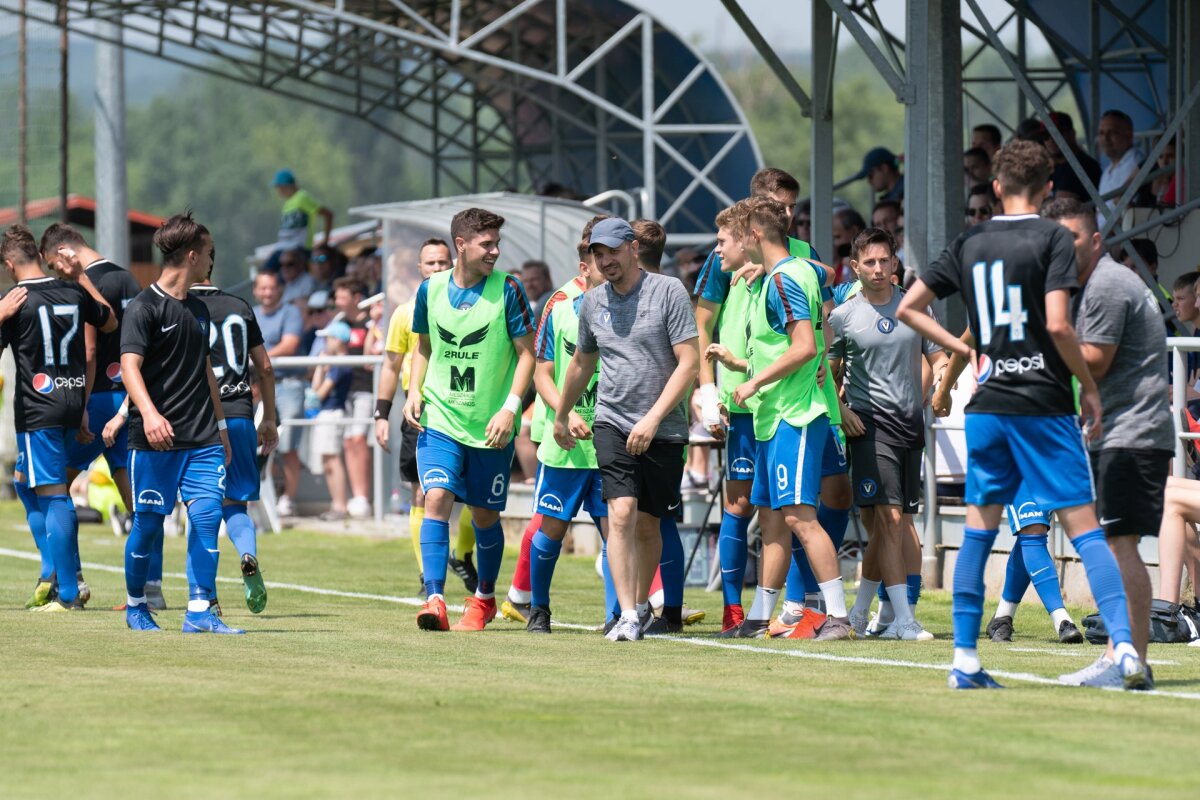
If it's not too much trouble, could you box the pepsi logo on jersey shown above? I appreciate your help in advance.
[106,363,123,383]
[32,373,85,394]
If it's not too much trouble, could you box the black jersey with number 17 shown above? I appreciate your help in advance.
[921,215,1078,416]
[0,277,109,432]
[85,259,143,394]
[189,285,265,420]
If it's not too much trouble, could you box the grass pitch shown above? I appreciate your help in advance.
[1,501,1199,799]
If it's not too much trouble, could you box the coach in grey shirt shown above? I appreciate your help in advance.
[556,217,699,642]
[1045,197,1171,680]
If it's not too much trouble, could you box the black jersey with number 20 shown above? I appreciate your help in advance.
[189,285,265,420]
[121,283,220,450]
[921,215,1078,416]
[0,278,109,432]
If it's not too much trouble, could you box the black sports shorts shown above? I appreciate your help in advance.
[1090,448,1170,538]
[593,422,685,518]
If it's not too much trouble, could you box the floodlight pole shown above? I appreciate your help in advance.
[94,19,129,267]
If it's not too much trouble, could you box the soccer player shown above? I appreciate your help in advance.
[189,270,278,613]
[403,208,536,631]
[121,211,239,634]
[374,239,478,596]
[3,224,115,611]
[897,140,1147,689]
[728,198,852,641]
[828,227,944,641]
[555,217,699,642]
[1043,197,1172,688]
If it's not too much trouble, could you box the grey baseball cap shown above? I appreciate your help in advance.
[588,217,635,249]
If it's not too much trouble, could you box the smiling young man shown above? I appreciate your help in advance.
[403,208,536,632]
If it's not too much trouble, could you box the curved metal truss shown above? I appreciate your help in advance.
[2,0,762,244]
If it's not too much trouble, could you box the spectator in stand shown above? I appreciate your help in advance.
[963,147,992,193]
[254,271,305,517]
[1134,137,1179,207]
[966,183,996,228]
[971,123,1002,160]
[333,276,374,519]
[310,245,342,293]
[1046,111,1101,202]
[853,147,904,203]
[279,248,317,307]
[521,259,553,324]
[790,200,812,244]
[1097,109,1143,225]
[301,289,334,357]
[832,207,866,283]
[1170,271,1200,385]
[311,321,354,521]
[270,168,334,271]
[1015,117,1048,144]
[366,298,386,359]
[871,199,902,239]
[1120,239,1172,304]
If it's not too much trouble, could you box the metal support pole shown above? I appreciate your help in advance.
[17,0,27,224]
[923,411,941,588]
[810,0,833,261]
[94,20,129,267]
[640,15,655,221]
[57,0,67,221]
[1185,1,1200,204]
[1173,346,1186,477]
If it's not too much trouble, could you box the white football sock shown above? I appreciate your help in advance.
[853,579,880,616]
[747,586,780,621]
[953,647,982,674]
[818,578,848,618]
[1050,608,1072,628]
[885,584,914,625]
[187,599,210,613]
[127,595,147,607]
[995,599,1019,619]
[507,586,531,604]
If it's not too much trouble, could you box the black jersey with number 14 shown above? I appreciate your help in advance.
[121,283,220,450]
[922,215,1078,416]
[189,285,265,420]
[0,277,109,432]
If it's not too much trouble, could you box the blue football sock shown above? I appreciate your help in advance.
[38,495,78,603]
[659,516,685,607]
[952,527,998,650]
[529,530,563,609]
[222,504,257,560]
[786,535,820,603]
[148,524,164,582]
[717,511,751,606]
[601,540,618,617]
[186,498,224,601]
[15,481,53,580]
[907,573,922,607]
[1019,534,1065,613]
[1072,528,1132,647]
[1001,539,1031,604]
[817,502,851,551]
[473,519,505,597]
[126,512,165,599]
[420,518,450,597]
[877,582,888,602]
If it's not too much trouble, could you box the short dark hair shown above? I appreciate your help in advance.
[39,222,87,258]
[991,140,1054,199]
[154,211,211,266]
[964,146,990,164]
[420,237,450,252]
[743,197,790,245]
[580,214,611,243]
[333,276,367,298]
[834,207,867,232]
[450,207,504,244]
[1174,271,1199,291]
[521,259,551,279]
[1,224,41,265]
[750,167,801,199]
[968,182,998,202]
[255,270,282,286]
[1101,109,1134,129]
[576,239,591,262]
[631,219,666,268]
[973,123,1002,148]
[1040,196,1096,238]
[851,227,897,260]
[872,199,902,216]
[1128,238,1158,269]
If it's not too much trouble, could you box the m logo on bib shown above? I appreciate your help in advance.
[450,365,475,393]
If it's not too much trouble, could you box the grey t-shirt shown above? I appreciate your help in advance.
[829,286,940,447]
[1074,254,1173,452]
[254,302,304,378]
[576,270,698,441]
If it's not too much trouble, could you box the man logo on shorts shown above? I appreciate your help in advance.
[877,317,896,334]
[423,467,452,486]
[859,478,878,499]
[540,494,565,514]
[730,457,754,476]
[137,489,165,507]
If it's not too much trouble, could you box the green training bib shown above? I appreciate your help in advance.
[537,288,600,469]
[531,278,586,445]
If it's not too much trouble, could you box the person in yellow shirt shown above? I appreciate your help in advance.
[374,238,476,596]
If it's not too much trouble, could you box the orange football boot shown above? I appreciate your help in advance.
[769,607,827,639]
[417,596,450,631]
[721,604,745,634]
[450,596,497,631]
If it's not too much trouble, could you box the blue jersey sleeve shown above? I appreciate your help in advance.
[831,281,859,306]
[766,272,811,335]
[694,250,730,305]
[536,308,556,361]
[503,274,535,339]
[412,280,430,334]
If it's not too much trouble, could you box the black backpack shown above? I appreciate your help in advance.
[1081,600,1198,645]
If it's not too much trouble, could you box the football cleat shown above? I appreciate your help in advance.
[814,616,855,641]
[1057,620,1084,644]
[500,599,531,624]
[145,583,168,611]
[865,611,887,637]
[417,572,427,601]
[75,578,91,607]
[32,597,84,613]
[880,620,934,641]
[637,605,654,633]
[125,604,161,631]
[948,668,1004,689]
[109,504,131,537]
[602,614,620,636]
[986,615,1014,642]
[606,617,643,642]
[417,596,449,631]
[241,554,268,614]
[681,606,706,626]
[848,608,869,637]
[526,605,552,634]
[182,610,245,634]
[735,618,771,639]
[1059,656,1113,686]
[643,616,683,635]
[24,580,55,609]
[210,600,223,618]
[769,607,826,640]
[1117,653,1151,691]
[450,596,497,631]
[449,552,479,594]
[721,604,745,635]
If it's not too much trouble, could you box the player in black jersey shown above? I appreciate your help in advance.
[120,211,240,634]
[40,224,142,541]
[898,140,1146,690]
[1,225,116,612]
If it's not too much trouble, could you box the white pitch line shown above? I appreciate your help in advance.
[4,546,1199,700]
[1009,646,1179,666]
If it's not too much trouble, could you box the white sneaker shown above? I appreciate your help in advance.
[1189,637,1200,647]
[276,495,295,517]
[606,617,643,642]
[347,496,372,519]
[879,620,934,641]
[849,608,869,636]
[865,611,887,637]
[1059,656,1113,686]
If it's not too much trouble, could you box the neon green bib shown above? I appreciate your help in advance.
[531,278,586,444]
[716,277,758,414]
[537,289,600,469]
[421,270,516,448]
[746,257,829,440]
